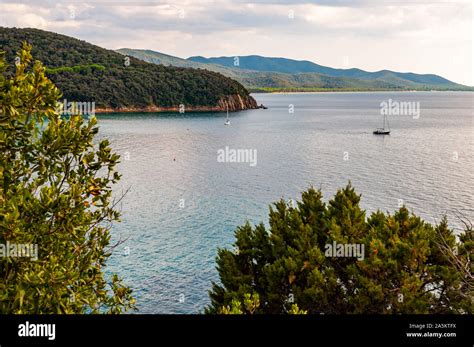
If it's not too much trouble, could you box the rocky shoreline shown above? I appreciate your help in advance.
[95,94,261,113]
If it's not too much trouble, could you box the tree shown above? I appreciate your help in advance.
[0,43,135,313]
[207,183,473,314]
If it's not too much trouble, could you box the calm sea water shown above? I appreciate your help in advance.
[97,92,473,314]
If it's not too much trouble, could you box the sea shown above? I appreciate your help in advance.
[96,91,473,313]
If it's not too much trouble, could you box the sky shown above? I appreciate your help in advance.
[0,0,472,86]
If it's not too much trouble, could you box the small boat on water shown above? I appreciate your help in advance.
[224,104,230,126]
[373,128,390,135]
[373,113,390,135]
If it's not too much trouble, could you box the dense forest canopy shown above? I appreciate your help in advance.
[0,27,255,110]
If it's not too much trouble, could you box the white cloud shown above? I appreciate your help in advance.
[0,0,471,85]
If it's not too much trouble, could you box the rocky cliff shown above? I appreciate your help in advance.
[217,94,259,111]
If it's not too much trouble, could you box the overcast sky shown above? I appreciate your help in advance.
[0,0,472,85]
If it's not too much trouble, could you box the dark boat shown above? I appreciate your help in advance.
[373,113,390,135]
[373,128,390,135]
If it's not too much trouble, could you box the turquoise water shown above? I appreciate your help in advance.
[97,92,473,313]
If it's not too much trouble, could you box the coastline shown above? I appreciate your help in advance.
[94,105,262,114]
[92,90,472,114]
[95,93,261,113]
[252,90,474,95]
[250,88,474,93]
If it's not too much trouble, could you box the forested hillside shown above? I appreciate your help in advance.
[0,27,257,111]
[122,49,471,92]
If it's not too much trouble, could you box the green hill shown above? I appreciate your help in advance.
[121,49,471,92]
[189,55,470,91]
[117,48,206,69]
[118,49,385,91]
[0,27,258,112]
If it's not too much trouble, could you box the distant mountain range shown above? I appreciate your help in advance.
[118,49,471,92]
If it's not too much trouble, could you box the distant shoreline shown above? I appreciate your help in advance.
[250,88,474,93]
[94,90,472,114]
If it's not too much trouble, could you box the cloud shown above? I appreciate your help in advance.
[0,0,471,85]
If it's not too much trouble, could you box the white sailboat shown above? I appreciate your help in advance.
[224,103,230,126]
